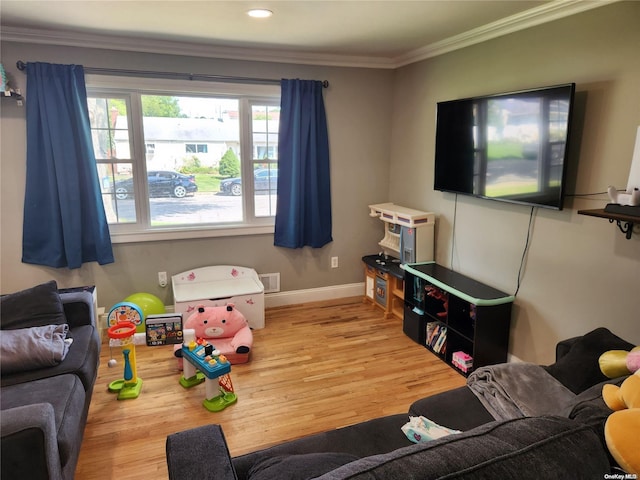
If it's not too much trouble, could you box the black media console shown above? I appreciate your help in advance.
[403,262,514,376]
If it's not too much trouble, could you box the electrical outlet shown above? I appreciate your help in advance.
[158,271,168,287]
[331,256,339,268]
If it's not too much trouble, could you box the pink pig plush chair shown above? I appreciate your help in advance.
[174,303,253,366]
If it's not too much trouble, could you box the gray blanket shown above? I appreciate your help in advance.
[467,363,576,421]
[0,323,71,374]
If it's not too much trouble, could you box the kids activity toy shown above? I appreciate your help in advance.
[107,321,143,400]
[179,328,237,412]
[108,293,165,336]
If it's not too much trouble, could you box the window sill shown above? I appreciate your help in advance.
[110,224,275,244]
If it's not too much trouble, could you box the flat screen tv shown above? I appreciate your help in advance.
[434,83,576,210]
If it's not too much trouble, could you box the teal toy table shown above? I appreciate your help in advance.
[179,340,237,412]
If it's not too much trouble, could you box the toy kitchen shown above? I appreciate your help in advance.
[363,203,435,321]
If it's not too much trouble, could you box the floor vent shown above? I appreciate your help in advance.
[259,272,281,293]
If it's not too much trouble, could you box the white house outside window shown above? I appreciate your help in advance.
[86,76,280,243]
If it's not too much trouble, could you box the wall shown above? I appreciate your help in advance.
[0,42,393,308]
[389,1,640,363]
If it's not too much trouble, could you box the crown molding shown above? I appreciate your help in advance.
[0,26,397,69]
[394,0,621,67]
[1,0,619,70]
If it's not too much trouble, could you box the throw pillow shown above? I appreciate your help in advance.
[0,281,66,329]
[247,453,359,480]
[0,324,72,374]
[545,328,635,394]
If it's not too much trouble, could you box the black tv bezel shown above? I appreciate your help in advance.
[433,83,576,211]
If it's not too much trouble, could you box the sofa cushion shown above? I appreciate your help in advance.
[544,327,635,394]
[314,416,610,480]
[560,376,626,419]
[247,453,359,480]
[409,386,494,431]
[1,324,99,391]
[0,281,66,330]
[232,414,411,480]
[1,374,87,472]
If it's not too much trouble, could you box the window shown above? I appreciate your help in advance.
[87,77,280,242]
[251,104,279,217]
[186,143,209,154]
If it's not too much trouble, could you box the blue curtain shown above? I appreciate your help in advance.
[22,62,114,269]
[274,79,332,248]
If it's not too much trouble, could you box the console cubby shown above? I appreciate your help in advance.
[403,262,514,376]
[447,296,474,340]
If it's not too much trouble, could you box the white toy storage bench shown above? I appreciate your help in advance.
[172,266,265,329]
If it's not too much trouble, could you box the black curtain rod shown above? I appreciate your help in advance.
[16,61,329,88]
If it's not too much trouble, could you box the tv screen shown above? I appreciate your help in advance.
[434,83,575,210]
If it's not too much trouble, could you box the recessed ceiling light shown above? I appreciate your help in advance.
[247,9,273,18]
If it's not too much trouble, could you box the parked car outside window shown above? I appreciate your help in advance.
[115,170,198,199]
[220,168,278,196]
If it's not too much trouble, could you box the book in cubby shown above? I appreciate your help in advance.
[426,323,447,355]
[425,321,437,343]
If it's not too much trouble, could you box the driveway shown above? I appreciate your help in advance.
[107,193,276,224]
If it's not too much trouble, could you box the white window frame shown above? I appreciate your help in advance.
[86,75,280,244]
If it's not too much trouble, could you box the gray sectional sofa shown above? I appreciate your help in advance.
[166,327,635,479]
[1,281,101,480]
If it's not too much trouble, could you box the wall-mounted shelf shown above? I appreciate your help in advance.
[578,208,638,239]
[3,88,23,106]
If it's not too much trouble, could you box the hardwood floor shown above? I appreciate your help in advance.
[75,297,465,479]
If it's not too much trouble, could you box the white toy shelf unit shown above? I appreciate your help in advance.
[172,266,265,330]
[368,203,436,263]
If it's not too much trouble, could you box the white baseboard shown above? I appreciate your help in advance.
[264,282,365,308]
[99,283,365,331]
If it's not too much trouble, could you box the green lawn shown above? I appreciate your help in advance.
[485,179,561,197]
[487,141,523,160]
[485,183,537,197]
[194,174,223,193]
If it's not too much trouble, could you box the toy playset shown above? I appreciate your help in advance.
[107,321,143,400]
[178,328,238,412]
[145,313,184,346]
